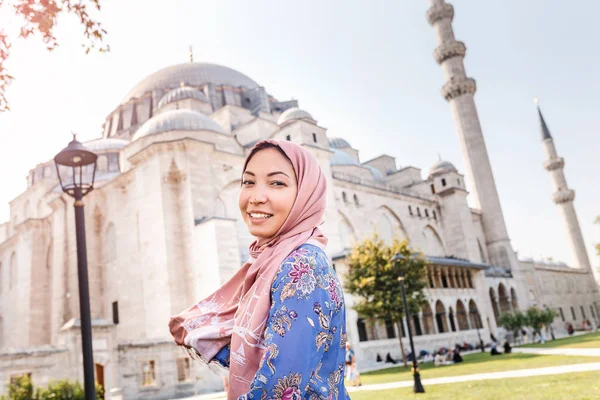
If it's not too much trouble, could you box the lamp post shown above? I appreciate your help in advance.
[54,134,98,400]
[392,253,425,394]
[470,306,485,353]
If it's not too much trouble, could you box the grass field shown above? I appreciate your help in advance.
[521,332,600,349]
[359,351,600,385]
[349,371,600,400]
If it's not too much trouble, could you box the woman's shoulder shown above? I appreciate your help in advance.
[283,243,329,270]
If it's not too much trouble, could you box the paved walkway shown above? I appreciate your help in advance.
[513,347,600,357]
[181,361,600,398]
[346,361,600,393]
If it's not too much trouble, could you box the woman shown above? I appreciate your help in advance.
[169,140,349,400]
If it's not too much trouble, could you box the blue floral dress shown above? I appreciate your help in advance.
[213,243,350,400]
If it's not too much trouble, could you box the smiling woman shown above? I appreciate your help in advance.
[170,139,350,400]
[239,143,298,240]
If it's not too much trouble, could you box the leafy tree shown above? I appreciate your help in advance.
[498,310,527,342]
[0,0,109,111]
[526,307,557,337]
[344,233,428,367]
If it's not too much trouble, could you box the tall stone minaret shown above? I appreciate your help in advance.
[426,0,516,270]
[536,100,591,271]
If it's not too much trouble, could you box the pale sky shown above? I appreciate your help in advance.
[0,0,598,268]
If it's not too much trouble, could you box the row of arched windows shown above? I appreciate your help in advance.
[426,267,473,289]
[489,284,519,323]
[341,191,360,206]
[357,299,484,341]
[558,304,598,323]
[408,205,437,221]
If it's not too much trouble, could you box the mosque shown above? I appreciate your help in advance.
[0,0,599,398]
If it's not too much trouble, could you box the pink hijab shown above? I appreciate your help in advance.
[169,139,327,399]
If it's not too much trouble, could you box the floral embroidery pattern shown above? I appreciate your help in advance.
[230,244,349,399]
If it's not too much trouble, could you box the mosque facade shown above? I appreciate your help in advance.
[1,0,599,398]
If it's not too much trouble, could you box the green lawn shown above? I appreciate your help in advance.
[521,332,600,349]
[359,352,600,385]
[349,371,600,400]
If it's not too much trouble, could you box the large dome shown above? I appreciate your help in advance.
[123,63,259,103]
[429,159,458,176]
[277,107,315,126]
[132,109,225,141]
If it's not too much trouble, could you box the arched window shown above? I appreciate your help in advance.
[570,307,576,320]
[590,305,596,319]
[408,205,413,215]
[424,209,429,218]
[385,318,396,339]
[353,194,359,206]
[342,192,348,203]
[456,300,469,331]
[422,226,445,257]
[498,284,510,314]
[435,301,448,333]
[468,300,483,329]
[448,307,456,332]
[432,210,437,220]
[417,207,421,217]
[510,287,518,310]
[489,288,500,323]
[9,252,17,290]
[357,318,368,342]
[441,270,448,288]
[106,224,117,263]
[559,307,565,321]
[412,314,422,336]
[441,178,447,187]
[422,303,435,335]
[580,306,586,320]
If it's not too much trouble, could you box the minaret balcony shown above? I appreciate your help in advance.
[553,189,575,204]
[544,157,564,171]
[434,40,466,64]
[441,77,476,101]
[426,3,454,25]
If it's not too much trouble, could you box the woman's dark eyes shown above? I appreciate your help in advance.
[242,180,254,185]
[271,181,286,187]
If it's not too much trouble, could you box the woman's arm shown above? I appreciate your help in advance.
[241,251,337,399]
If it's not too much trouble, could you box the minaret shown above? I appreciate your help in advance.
[536,99,591,271]
[426,0,516,269]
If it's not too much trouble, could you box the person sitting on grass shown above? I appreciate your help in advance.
[503,340,512,354]
[490,343,502,356]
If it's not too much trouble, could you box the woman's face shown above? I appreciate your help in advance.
[239,147,298,240]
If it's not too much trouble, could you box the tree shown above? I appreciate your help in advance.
[498,310,526,343]
[0,0,109,112]
[344,233,428,367]
[526,307,557,338]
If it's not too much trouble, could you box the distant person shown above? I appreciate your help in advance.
[503,340,512,354]
[567,323,574,336]
[490,343,502,356]
[453,346,463,363]
[386,352,398,364]
[345,343,361,387]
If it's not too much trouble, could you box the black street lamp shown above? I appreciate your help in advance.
[392,253,425,394]
[470,306,485,353]
[54,134,98,400]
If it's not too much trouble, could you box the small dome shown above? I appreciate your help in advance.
[429,159,458,176]
[365,165,386,182]
[84,138,129,152]
[329,137,352,149]
[277,107,315,126]
[330,148,360,166]
[132,109,225,141]
[157,86,207,109]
